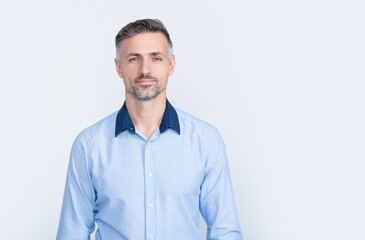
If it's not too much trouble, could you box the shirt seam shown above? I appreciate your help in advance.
[200,128,222,222]
[81,131,93,181]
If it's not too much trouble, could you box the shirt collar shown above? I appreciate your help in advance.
[115,99,180,137]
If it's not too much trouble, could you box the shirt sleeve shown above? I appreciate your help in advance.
[56,131,97,240]
[199,128,243,240]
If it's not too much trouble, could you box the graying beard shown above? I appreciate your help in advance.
[128,86,163,101]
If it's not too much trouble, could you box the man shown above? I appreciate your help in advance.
[57,19,243,240]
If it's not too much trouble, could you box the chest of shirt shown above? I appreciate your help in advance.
[88,131,206,207]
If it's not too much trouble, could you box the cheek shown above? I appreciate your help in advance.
[160,65,171,77]
[121,64,139,78]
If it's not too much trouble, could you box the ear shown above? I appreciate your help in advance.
[114,58,124,79]
[168,55,176,77]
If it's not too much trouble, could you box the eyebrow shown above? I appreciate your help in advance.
[150,52,163,56]
[126,52,163,57]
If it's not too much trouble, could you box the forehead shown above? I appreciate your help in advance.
[120,32,169,56]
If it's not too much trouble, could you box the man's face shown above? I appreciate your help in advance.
[115,32,175,101]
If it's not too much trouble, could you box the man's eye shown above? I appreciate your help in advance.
[153,57,162,61]
[129,58,138,62]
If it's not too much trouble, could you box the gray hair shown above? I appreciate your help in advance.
[115,18,173,61]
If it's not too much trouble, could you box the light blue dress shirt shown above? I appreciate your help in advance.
[57,99,243,240]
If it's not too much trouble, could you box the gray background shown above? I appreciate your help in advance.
[0,0,364,239]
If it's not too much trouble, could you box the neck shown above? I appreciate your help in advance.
[125,91,166,140]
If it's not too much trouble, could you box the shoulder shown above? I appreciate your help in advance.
[175,108,223,141]
[74,110,119,146]
[175,108,227,166]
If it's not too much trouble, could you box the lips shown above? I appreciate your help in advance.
[135,79,156,84]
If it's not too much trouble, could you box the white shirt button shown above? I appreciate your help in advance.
[149,172,153,177]
[150,236,154,240]
[149,203,154,208]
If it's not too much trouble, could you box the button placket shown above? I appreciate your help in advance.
[144,141,157,239]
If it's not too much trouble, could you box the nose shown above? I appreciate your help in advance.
[138,58,151,76]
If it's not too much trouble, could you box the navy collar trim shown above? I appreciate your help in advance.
[115,99,180,137]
